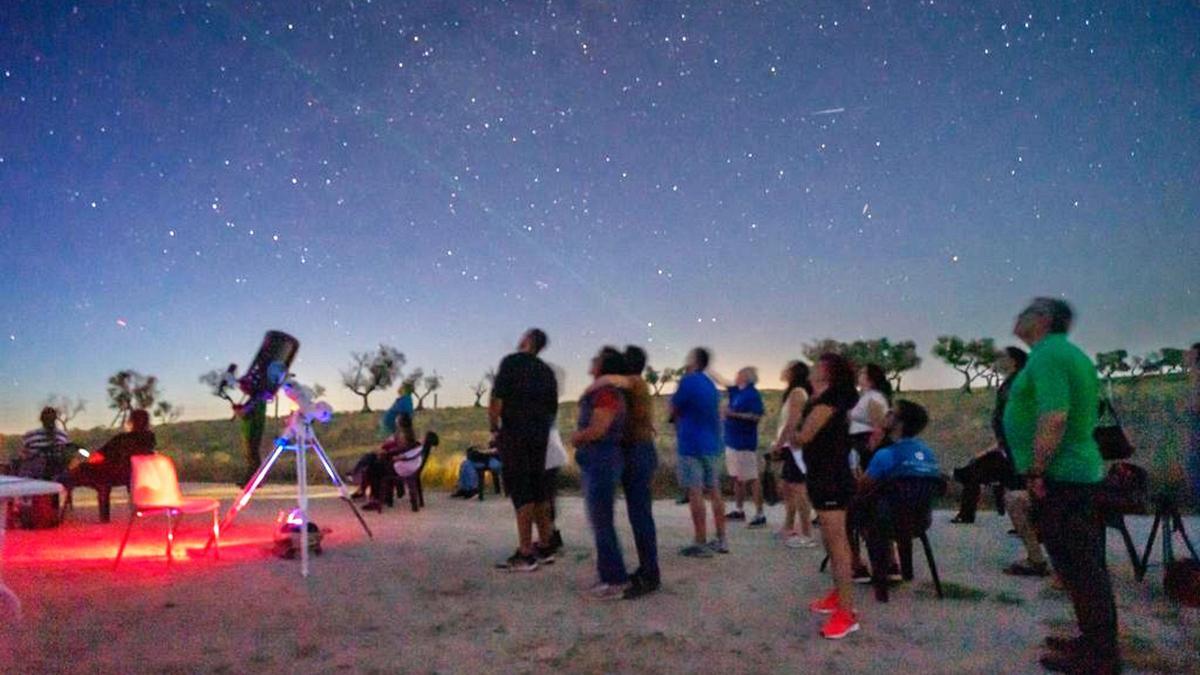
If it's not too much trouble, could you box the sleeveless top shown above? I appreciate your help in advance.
[849,389,888,435]
[776,388,808,449]
[801,388,858,484]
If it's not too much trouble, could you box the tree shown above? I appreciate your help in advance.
[340,345,405,412]
[931,336,997,392]
[42,394,86,431]
[106,370,159,426]
[1158,347,1186,374]
[801,337,921,391]
[199,365,239,404]
[152,400,183,425]
[1131,352,1163,379]
[412,369,443,410]
[1095,350,1132,381]
[644,366,679,396]
[471,376,489,407]
[802,338,849,363]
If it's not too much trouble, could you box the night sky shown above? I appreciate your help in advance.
[1,1,1197,432]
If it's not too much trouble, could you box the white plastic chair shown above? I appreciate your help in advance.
[114,454,220,568]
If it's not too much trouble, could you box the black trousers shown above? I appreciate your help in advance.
[952,450,1012,520]
[1037,481,1119,659]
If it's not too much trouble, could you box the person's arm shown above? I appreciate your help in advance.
[793,404,835,448]
[571,406,618,446]
[866,397,887,428]
[1026,356,1071,498]
[584,374,634,395]
[773,392,805,449]
[487,398,503,433]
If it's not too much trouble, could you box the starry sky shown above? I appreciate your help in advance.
[1,1,1198,432]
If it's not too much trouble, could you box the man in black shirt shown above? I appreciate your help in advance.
[489,328,559,572]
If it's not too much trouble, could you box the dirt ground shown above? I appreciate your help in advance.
[2,485,1198,674]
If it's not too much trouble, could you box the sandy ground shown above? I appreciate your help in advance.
[1,484,1198,674]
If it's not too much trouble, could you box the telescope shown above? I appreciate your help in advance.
[236,331,300,403]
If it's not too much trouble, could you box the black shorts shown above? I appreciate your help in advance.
[499,428,550,509]
[806,462,855,511]
[780,449,806,484]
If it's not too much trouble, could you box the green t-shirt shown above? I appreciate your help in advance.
[1003,333,1103,483]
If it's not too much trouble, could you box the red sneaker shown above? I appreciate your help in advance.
[821,609,860,640]
[808,590,840,614]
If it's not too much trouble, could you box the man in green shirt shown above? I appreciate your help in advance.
[1004,297,1118,674]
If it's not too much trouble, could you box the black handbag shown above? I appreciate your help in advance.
[1094,398,1134,461]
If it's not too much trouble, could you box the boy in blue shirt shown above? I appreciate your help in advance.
[854,400,942,599]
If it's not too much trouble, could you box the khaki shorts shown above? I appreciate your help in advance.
[724,448,760,482]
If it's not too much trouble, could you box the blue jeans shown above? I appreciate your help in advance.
[623,442,660,583]
[579,445,628,585]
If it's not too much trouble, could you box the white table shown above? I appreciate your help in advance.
[0,476,65,619]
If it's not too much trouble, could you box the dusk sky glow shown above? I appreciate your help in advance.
[1,1,1197,432]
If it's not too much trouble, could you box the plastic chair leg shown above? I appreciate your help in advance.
[1138,513,1163,580]
[1172,512,1199,562]
[920,534,943,599]
[1111,517,1143,581]
[165,512,175,564]
[211,510,220,561]
[114,512,137,569]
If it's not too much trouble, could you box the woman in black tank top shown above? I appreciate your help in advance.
[793,353,861,638]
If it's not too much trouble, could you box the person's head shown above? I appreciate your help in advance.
[623,345,648,377]
[127,409,151,433]
[1013,297,1074,346]
[590,346,627,379]
[858,363,893,403]
[399,379,415,396]
[518,328,549,355]
[422,431,440,449]
[781,360,812,396]
[884,400,929,440]
[735,367,758,388]
[685,347,711,373]
[39,406,58,430]
[998,346,1028,377]
[814,353,856,395]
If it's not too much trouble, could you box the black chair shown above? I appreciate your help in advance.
[464,447,503,501]
[393,432,439,512]
[848,476,946,602]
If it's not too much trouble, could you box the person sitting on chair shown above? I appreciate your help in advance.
[361,425,418,511]
[452,437,503,499]
[950,347,1027,524]
[853,401,942,599]
[62,409,156,523]
[392,431,440,512]
[14,407,70,480]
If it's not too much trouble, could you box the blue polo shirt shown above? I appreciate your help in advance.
[865,437,941,481]
[671,371,722,457]
[724,385,765,451]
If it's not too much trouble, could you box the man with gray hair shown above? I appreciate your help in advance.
[1003,298,1119,674]
[722,367,767,528]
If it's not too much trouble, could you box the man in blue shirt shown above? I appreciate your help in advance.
[722,368,767,527]
[671,347,726,557]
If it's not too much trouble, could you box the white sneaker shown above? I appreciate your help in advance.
[786,534,817,549]
[588,582,626,600]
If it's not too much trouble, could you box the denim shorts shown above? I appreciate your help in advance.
[677,454,721,490]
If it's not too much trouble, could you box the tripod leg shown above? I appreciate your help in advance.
[203,440,287,553]
[310,436,374,539]
[1139,512,1163,578]
[1172,511,1199,561]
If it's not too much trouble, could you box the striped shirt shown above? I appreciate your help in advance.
[22,427,69,457]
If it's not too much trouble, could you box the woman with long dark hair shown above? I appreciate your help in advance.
[951,346,1028,525]
[770,360,817,548]
[795,353,861,639]
[848,363,892,473]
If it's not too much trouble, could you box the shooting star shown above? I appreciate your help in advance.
[811,107,845,116]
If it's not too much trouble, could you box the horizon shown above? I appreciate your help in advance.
[2,3,1197,434]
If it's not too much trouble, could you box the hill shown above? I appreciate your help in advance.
[3,376,1194,504]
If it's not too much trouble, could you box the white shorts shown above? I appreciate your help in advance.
[724,448,760,482]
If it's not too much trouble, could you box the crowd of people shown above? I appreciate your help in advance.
[8,299,1200,673]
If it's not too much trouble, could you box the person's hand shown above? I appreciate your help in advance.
[1028,475,1047,501]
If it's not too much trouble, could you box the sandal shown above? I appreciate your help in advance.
[1002,560,1049,577]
